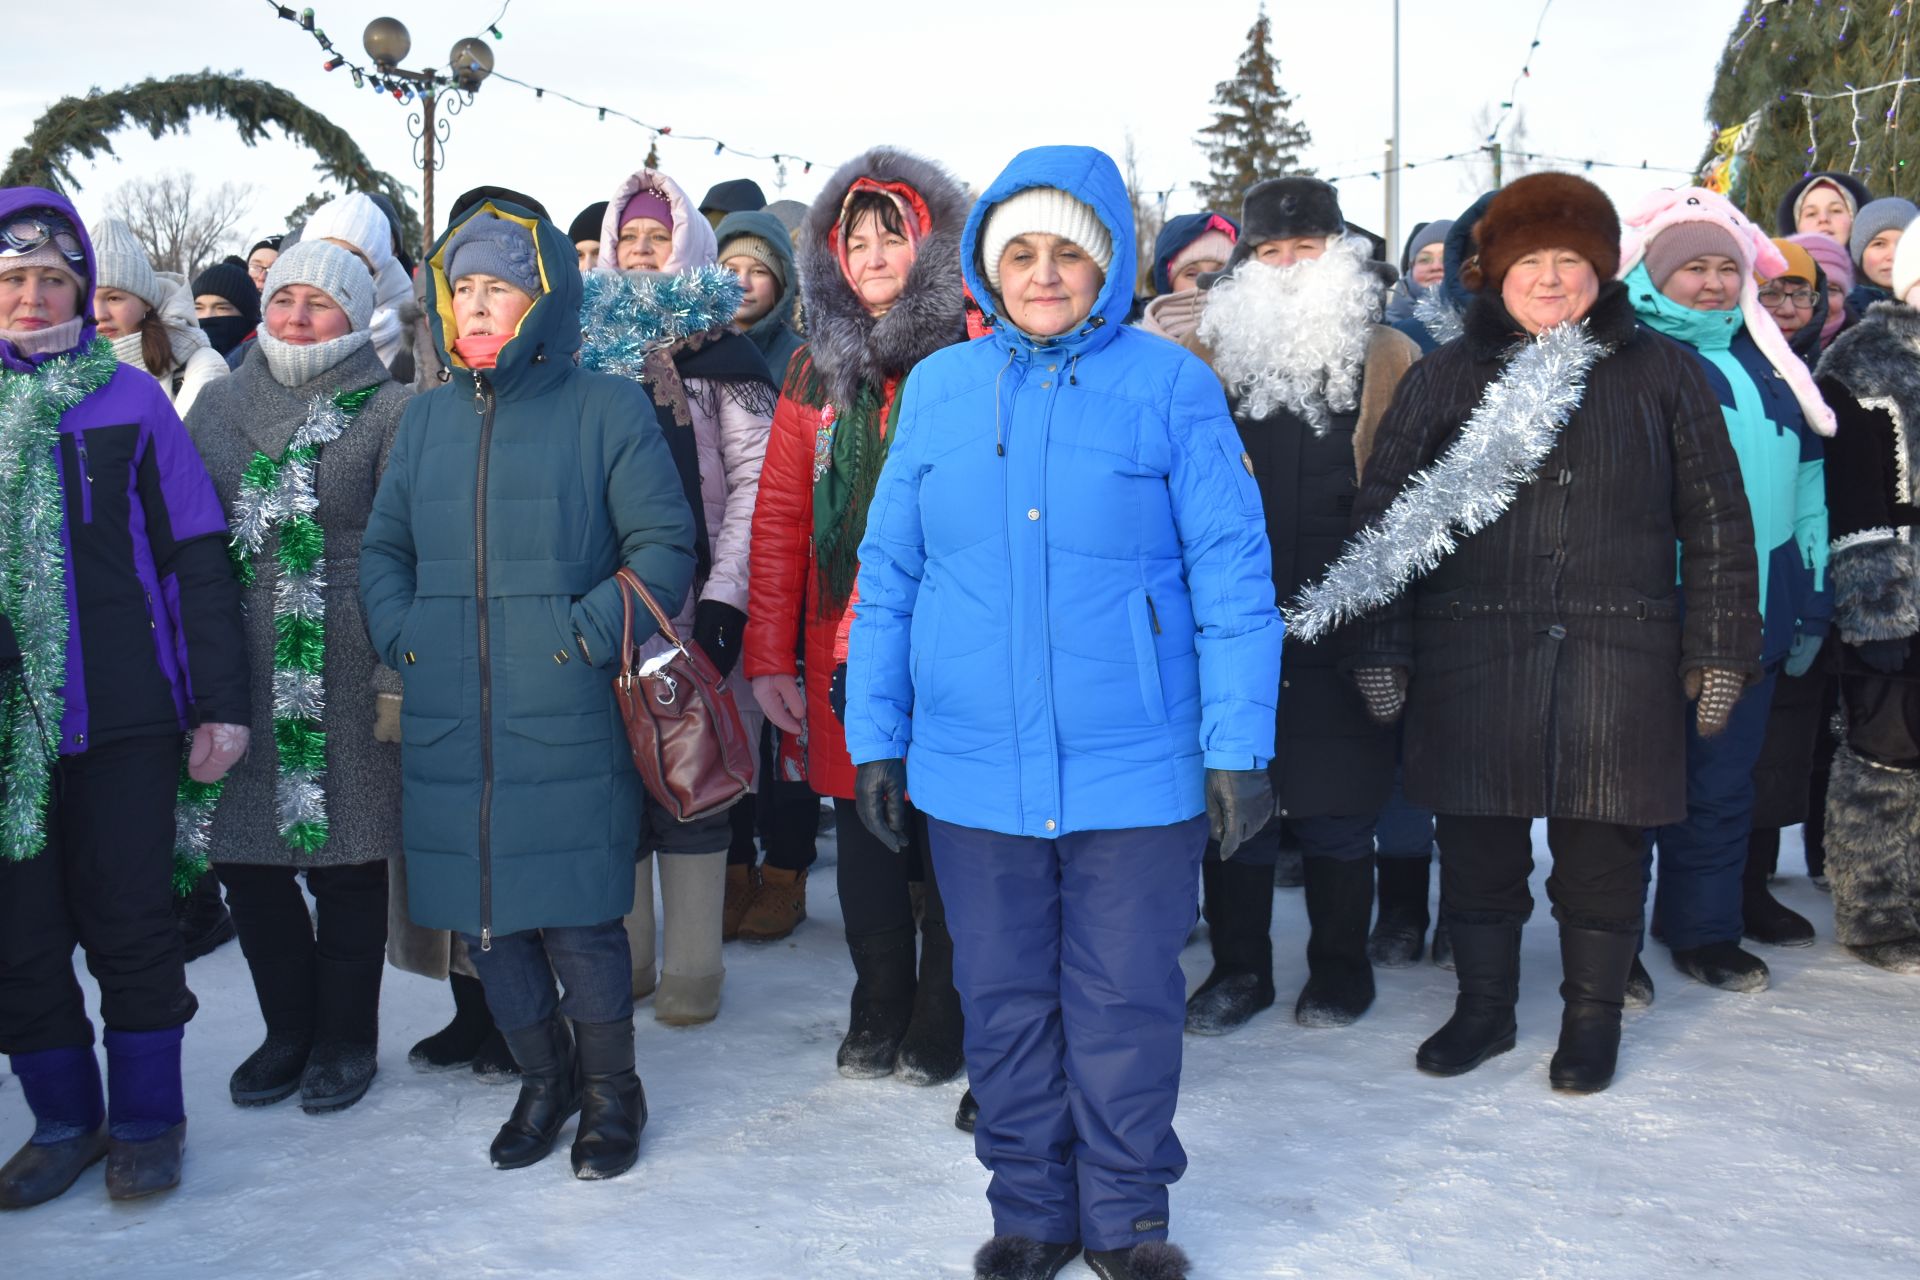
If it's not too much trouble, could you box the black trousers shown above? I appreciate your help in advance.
[833,797,941,938]
[1435,814,1646,931]
[0,734,195,1054]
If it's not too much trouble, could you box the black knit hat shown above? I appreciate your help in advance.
[569,201,609,243]
[1229,176,1345,267]
[191,258,261,325]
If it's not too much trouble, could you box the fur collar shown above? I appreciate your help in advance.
[796,148,971,407]
[1464,280,1639,363]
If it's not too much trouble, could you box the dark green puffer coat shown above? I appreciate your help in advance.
[360,198,696,942]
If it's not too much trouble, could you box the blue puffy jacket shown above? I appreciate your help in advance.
[843,146,1284,839]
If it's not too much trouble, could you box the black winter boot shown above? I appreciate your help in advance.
[1549,925,1638,1093]
[1295,855,1376,1028]
[300,957,381,1113]
[838,927,918,1079]
[1671,939,1771,992]
[1086,1241,1192,1280]
[175,873,235,962]
[1416,917,1520,1076]
[896,919,965,1085]
[409,972,494,1071]
[1185,856,1276,1035]
[569,1018,646,1180]
[1742,835,1816,948]
[490,1016,580,1170]
[954,1088,978,1133]
[972,1235,1082,1280]
[1369,854,1432,967]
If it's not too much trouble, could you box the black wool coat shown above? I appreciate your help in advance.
[1352,283,1762,827]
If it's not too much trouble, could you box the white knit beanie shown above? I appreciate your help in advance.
[981,187,1112,292]
[301,192,396,276]
[1893,212,1920,306]
[91,217,160,308]
[262,240,376,332]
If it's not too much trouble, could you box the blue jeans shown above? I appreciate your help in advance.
[929,815,1205,1253]
[1651,669,1780,950]
[461,919,632,1032]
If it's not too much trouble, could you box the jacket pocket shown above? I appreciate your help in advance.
[1128,589,1168,726]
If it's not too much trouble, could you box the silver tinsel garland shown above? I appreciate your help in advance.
[577,265,747,380]
[0,340,117,861]
[1285,322,1606,643]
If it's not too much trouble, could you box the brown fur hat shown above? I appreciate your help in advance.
[1462,172,1620,293]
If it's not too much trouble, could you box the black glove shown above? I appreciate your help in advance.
[1205,767,1275,861]
[1352,666,1410,725]
[692,600,748,679]
[0,614,19,672]
[1854,636,1911,675]
[855,758,910,853]
[829,662,849,723]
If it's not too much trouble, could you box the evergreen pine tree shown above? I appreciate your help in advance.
[1194,4,1315,211]
[1702,2,1918,226]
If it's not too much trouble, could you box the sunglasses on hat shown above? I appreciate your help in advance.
[1,214,85,263]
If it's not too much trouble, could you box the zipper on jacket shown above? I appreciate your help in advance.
[73,433,94,523]
[474,373,497,950]
[1146,594,1162,635]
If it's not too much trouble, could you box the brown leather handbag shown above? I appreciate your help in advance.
[612,567,754,821]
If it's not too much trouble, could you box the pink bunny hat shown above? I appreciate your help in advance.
[1618,187,1836,437]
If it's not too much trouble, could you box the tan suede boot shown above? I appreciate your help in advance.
[737,867,808,942]
[722,864,759,942]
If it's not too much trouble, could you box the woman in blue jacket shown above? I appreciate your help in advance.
[844,146,1283,1280]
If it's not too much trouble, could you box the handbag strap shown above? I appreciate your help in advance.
[616,567,691,661]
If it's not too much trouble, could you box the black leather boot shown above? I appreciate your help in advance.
[837,927,918,1079]
[1185,856,1276,1035]
[569,1018,646,1180]
[1549,924,1638,1093]
[489,1016,580,1170]
[1296,855,1376,1027]
[1416,917,1521,1076]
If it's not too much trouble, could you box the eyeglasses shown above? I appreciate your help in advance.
[1,215,85,263]
[1758,285,1817,308]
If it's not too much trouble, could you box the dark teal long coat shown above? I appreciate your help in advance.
[359,199,695,942]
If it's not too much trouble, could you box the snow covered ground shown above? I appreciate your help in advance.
[6,823,1918,1279]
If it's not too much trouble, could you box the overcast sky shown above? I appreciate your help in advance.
[2,0,1740,259]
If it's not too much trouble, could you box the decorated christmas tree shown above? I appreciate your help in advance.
[1702,2,1920,224]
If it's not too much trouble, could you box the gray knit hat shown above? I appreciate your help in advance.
[91,217,160,307]
[262,239,375,332]
[446,213,543,296]
[1850,197,1920,266]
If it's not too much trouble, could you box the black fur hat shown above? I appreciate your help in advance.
[1231,176,1345,265]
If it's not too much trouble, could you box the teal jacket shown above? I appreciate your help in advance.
[843,146,1282,838]
[1627,264,1831,662]
[359,199,696,941]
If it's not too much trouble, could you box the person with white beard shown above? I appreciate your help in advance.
[1180,177,1422,1035]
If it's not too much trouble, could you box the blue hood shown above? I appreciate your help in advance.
[0,185,98,371]
[961,146,1137,361]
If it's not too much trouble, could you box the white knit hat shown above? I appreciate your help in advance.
[301,192,396,276]
[262,240,376,332]
[1893,213,1920,306]
[91,217,161,307]
[981,187,1112,292]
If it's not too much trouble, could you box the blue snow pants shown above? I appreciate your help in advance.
[1652,669,1780,950]
[927,814,1206,1253]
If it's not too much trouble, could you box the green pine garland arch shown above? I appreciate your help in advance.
[2,69,419,248]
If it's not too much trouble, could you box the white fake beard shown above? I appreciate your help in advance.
[1198,234,1380,431]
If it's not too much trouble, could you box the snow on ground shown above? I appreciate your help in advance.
[6,823,1919,1279]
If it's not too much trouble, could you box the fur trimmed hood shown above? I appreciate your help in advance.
[597,168,719,276]
[796,147,971,407]
[1619,187,1835,436]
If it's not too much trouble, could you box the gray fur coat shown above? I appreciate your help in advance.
[184,341,412,867]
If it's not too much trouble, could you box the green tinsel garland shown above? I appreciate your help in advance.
[171,383,378,883]
[0,339,118,863]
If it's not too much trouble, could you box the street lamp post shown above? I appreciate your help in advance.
[362,17,494,261]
